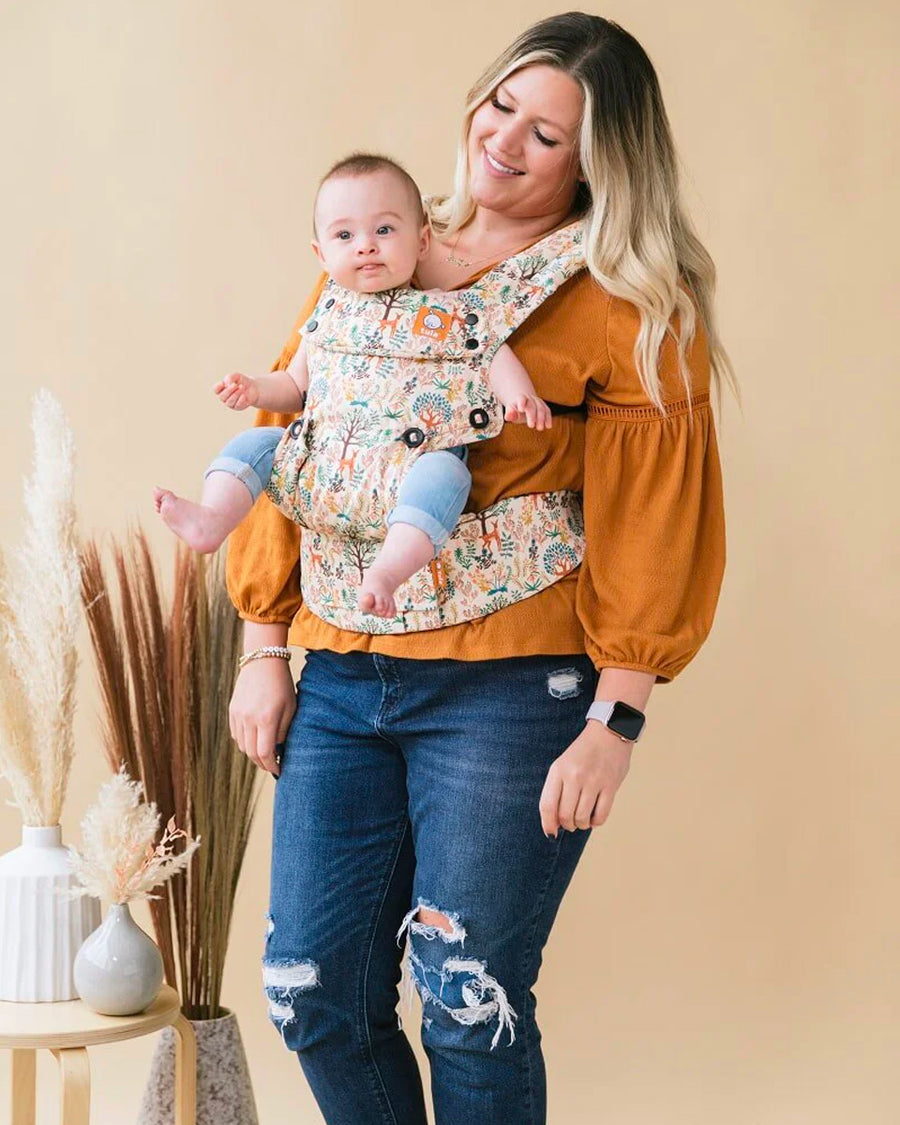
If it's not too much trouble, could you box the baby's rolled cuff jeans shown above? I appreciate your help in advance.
[206,427,470,554]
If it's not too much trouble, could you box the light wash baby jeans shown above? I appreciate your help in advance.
[207,427,470,552]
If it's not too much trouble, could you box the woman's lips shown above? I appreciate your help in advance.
[482,148,525,177]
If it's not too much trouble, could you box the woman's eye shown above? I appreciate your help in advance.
[491,93,557,146]
[376,225,393,236]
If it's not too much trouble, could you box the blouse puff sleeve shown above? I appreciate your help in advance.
[576,292,727,684]
[225,273,328,624]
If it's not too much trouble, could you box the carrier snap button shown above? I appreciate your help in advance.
[289,419,304,439]
[400,427,426,448]
[325,298,335,309]
[464,338,479,350]
[469,409,490,429]
[306,319,318,332]
[465,312,479,325]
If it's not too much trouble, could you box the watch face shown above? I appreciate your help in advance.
[609,701,645,741]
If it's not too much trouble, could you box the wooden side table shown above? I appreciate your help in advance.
[0,983,195,1125]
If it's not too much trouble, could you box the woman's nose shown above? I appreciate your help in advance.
[491,120,525,158]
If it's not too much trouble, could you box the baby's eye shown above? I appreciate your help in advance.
[376,225,394,236]
[335,230,351,241]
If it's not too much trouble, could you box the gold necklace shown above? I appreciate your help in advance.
[441,219,573,272]
[441,229,540,271]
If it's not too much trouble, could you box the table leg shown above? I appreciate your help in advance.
[50,1048,90,1125]
[11,1049,36,1125]
[172,1013,197,1125]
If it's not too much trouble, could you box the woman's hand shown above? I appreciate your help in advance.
[214,372,260,411]
[539,723,633,836]
[229,656,296,777]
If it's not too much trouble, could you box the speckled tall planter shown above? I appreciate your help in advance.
[137,1007,258,1125]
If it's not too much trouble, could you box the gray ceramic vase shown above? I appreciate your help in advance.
[73,902,163,1015]
[137,1008,259,1125]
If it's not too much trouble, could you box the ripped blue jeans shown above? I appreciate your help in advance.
[263,649,598,1125]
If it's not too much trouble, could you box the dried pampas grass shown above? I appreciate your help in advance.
[81,533,258,1019]
[0,390,80,826]
[68,767,200,905]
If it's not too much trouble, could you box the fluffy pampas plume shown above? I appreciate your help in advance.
[68,767,200,905]
[0,390,80,825]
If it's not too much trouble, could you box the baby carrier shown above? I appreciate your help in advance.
[266,220,587,633]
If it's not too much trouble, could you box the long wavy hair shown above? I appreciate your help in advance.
[428,12,738,417]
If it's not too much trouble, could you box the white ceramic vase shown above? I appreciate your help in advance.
[0,824,100,1002]
[74,901,164,1015]
[137,1008,259,1125]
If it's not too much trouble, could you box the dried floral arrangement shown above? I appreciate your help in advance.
[81,533,259,1020]
[68,767,200,904]
[0,390,80,826]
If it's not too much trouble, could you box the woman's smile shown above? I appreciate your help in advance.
[483,148,525,176]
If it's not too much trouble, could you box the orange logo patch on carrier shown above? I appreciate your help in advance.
[412,305,452,341]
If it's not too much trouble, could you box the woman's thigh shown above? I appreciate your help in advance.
[388,652,599,1047]
[263,650,415,1042]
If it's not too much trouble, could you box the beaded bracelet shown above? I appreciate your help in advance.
[238,646,292,670]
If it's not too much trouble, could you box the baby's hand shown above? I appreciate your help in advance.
[214,373,259,410]
[503,393,553,431]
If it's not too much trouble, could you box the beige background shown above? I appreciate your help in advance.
[1,1,897,1122]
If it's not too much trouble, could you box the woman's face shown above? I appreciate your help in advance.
[466,64,584,221]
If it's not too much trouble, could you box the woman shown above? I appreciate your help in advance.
[228,12,732,1124]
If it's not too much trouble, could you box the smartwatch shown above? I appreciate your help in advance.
[585,700,646,743]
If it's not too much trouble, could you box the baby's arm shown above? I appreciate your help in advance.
[214,338,309,412]
[487,343,552,431]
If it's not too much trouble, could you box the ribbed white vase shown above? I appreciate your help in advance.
[0,825,101,1001]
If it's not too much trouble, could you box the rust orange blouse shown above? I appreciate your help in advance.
[225,258,726,684]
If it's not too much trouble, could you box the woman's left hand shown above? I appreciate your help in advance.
[539,723,633,836]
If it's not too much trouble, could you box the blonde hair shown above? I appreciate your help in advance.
[428,12,739,418]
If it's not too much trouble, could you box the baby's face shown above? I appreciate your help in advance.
[312,171,430,293]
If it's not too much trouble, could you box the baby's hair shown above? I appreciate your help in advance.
[314,152,425,232]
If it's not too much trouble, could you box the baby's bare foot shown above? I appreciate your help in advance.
[358,574,398,618]
[153,487,230,554]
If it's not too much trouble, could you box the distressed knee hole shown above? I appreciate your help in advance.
[410,953,517,1050]
[415,907,454,934]
[262,958,320,1044]
[396,899,466,945]
[394,900,516,1049]
[396,899,467,1019]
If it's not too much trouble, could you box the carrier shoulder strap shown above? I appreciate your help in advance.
[302,220,586,363]
[454,220,586,359]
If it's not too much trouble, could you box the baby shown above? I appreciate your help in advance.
[155,154,551,618]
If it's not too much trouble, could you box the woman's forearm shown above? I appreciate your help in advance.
[594,666,655,712]
[242,619,290,655]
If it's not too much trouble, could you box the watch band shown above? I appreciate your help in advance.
[585,700,616,725]
[585,700,646,743]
